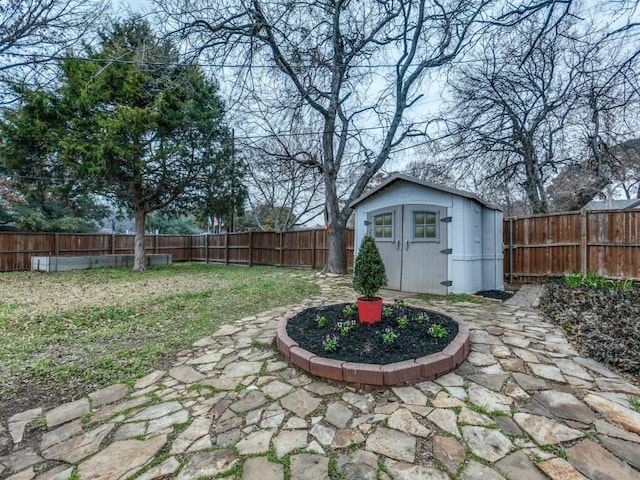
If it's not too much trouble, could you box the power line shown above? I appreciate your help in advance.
[0,116,442,143]
[2,49,537,70]
[1,133,431,186]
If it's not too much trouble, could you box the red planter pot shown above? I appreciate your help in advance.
[357,297,383,324]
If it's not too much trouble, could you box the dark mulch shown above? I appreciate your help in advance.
[475,289,515,301]
[286,302,458,365]
[540,281,640,381]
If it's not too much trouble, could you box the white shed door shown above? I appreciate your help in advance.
[368,206,403,290]
[368,205,448,295]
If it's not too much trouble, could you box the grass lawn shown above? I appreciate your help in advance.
[0,263,320,414]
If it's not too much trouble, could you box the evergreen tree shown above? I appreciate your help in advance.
[1,18,241,268]
[61,19,233,270]
[0,88,108,231]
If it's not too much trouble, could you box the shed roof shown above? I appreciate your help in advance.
[350,173,502,211]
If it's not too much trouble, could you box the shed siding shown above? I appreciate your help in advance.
[481,209,505,290]
[354,182,454,258]
[450,199,483,293]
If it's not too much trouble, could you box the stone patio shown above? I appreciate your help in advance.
[1,276,639,479]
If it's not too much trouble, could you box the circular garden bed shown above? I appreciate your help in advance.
[276,301,469,387]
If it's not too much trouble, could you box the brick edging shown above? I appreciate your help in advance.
[276,307,470,388]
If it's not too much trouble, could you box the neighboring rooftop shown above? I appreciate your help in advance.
[585,198,640,210]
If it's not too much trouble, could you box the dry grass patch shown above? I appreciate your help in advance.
[0,263,320,417]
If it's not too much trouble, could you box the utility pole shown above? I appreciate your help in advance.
[230,128,235,233]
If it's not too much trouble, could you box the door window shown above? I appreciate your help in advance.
[373,212,394,240]
[413,211,438,241]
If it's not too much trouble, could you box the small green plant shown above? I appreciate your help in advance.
[564,272,634,291]
[37,415,48,429]
[617,278,634,291]
[396,314,409,329]
[564,272,583,288]
[429,323,448,338]
[336,319,356,335]
[381,327,399,344]
[540,444,567,460]
[382,305,394,317]
[342,304,356,317]
[432,458,447,471]
[630,396,640,413]
[467,403,489,415]
[346,440,359,453]
[353,236,387,300]
[393,299,407,314]
[322,333,340,352]
[583,271,600,287]
[316,315,327,328]
[415,313,430,323]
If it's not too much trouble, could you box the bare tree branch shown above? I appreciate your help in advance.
[0,0,108,95]
[156,0,578,272]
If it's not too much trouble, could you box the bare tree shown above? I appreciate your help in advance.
[569,40,639,209]
[242,136,324,231]
[544,25,640,211]
[404,159,456,188]
[157,0,564,272]
[548,137,640,210]
[0,0,108,97]
[443,15,581,213]
[612,139,640,198]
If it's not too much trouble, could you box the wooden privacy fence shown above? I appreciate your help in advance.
[0,228,355,272]
[5,211,639,280]
[504,209,640,281]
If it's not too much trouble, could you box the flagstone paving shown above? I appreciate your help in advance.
[1,277,640,479]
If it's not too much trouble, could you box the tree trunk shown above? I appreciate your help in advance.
[326,218,347,274]
[522,146,549,213]
[323,158,348,274]
[133,205,146,272]
[566,99,614,210]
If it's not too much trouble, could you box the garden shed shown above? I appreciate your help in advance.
[351,174,504,295]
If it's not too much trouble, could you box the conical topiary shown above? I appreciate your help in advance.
[353,235,387,300]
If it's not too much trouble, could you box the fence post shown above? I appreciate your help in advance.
[205,234,209,264]
[279,232,284,267]
[248,231,253,267]
[324,228,329,269]
[508,217,513,284]
[111,234,115,254]
[311,231,316,269]
[54,232,60,256]
[580,208,588,275]
[155,234,159,254]
[225,233,229,265]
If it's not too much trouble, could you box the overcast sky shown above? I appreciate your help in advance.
[121,0,150,13]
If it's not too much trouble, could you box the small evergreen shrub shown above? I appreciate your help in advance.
[353,235,387,300]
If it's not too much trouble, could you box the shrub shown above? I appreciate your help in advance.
[353,236,387,300]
